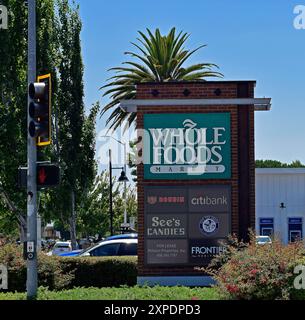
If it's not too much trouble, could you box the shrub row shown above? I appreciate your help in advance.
[206,235,305,300]
[0,244,137,292]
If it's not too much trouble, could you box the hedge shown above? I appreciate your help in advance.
[206,235,305,300]
[0,244,137,292]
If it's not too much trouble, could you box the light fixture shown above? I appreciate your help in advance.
[118,171,129,182]
[183,89,191,97]
[280,203,286,209]
[151,89,159,97]
[215,88,222,96]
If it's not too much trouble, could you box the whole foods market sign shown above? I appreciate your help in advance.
[144,113,231,180]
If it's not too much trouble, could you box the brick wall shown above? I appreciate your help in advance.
[136,81,255,277]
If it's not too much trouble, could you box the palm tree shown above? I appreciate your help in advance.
[101,27,223,131]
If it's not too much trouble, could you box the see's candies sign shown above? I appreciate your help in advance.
[144,113,231,180]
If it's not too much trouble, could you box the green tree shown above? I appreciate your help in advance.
[77,171,137,237]
[0,0,98,245]
[256,160,305,168]
[0,0,57,239]
[48,0,98,249]
[101,27,223,131]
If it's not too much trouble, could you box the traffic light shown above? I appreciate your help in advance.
[18,164,60,190]
[28,74,52,147]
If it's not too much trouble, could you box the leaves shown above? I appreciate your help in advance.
[101,27,223,131]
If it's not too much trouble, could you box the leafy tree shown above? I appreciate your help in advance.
[77,171,137,237]
[46,0,98,249]
[0,0,57,239]
[128,140,138,183]
[101,27,223,131]
[256,160,305,168]
[0,0,98,245]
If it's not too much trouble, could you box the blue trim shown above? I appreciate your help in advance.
[137,276,215,287]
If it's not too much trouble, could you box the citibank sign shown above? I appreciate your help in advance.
[144,113,231,180]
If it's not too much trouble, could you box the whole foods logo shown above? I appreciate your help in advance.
[199,216,219,236]
[144,113,231,179]
[149,119,226,169]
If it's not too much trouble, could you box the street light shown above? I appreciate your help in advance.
[102,136,129,228]
[108,149,129,236]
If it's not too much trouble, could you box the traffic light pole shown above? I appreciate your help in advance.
[27,0,38,299]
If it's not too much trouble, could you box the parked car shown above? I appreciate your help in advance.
[59,238,137,257]
[256,236,272,245]
[80,239,137,257]
[47,241,73,256]
[59,234,138,257]
[106,233,138,241]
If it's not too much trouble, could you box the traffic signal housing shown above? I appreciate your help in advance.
[28,74,52,147]
[18,164,60,190]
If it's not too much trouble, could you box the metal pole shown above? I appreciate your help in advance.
[123,143,127,226]
[27,0,37,299]
[109,149,113,236]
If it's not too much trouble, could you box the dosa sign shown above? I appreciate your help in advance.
[144,113,231,180]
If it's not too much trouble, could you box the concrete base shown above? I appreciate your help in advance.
[137,276,215,287]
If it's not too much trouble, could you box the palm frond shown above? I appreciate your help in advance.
[100,28,223,131]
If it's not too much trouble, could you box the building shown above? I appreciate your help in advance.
[256,168,305,244]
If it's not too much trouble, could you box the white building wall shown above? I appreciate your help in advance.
[256,169,305,244]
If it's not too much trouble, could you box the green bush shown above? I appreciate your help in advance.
[206,236,305,300]
[0,244,137,292]
[0,286,219,300]
[58,256,138,288]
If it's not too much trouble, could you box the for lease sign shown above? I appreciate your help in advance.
[144,113,231,180]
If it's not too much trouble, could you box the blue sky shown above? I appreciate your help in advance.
[76,0,305,165]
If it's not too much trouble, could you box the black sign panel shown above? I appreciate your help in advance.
[146,214,187,239]
[144,187,187,213]
[146,239,188,265]
[144,185,231,267]
[189,213,230,239]
[189,186,231,212]
[189,239,228,265]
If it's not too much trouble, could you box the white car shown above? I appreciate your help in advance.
[79,239,137,257]
[47,241,72,256]
[256,236,272,245]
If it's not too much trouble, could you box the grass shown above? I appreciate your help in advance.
[0,286,219,300]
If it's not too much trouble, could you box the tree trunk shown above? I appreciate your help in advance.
[18,214,27,243]
[70,190,77,250]
[0,186,27,241]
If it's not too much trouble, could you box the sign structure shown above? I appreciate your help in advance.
[144,185,231,267]
[144,113,231,180]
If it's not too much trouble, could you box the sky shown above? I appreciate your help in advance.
[75,0,305,167]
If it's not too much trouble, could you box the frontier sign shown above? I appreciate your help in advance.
[144,113,231,180]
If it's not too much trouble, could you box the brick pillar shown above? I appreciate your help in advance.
[136,81,256,278]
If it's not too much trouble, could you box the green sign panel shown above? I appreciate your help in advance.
[144,113,231,180]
